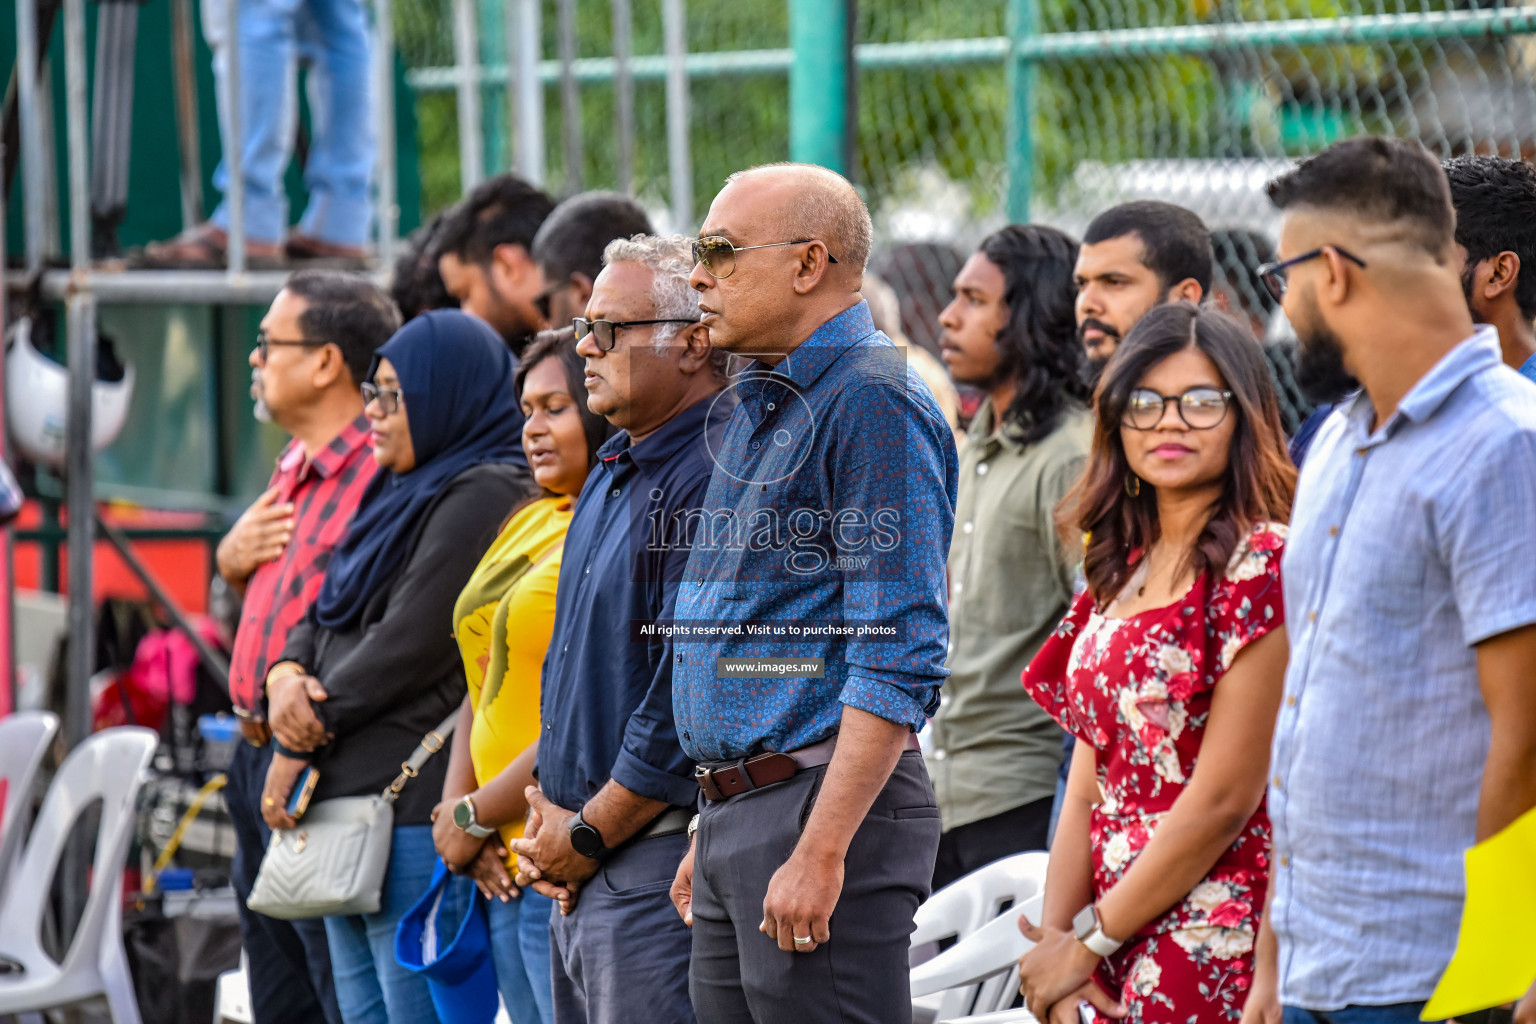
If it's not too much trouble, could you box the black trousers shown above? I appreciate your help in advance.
[690,750,941,1024]
[225,739,343,1024]
[930,795,1054,893]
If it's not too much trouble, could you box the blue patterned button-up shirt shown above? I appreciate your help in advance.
[671,302,958,762]
[1270,326,1536,1009]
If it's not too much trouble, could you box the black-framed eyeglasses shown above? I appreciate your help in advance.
[572,317,698,352]
[1255,246,1368,302]
[1122,387,1234,431]
[690,235,838,280]
[361,382,405,415]
[533,276,574,322]
[255,330,328,362]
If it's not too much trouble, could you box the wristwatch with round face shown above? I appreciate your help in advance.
[567,808,609,860]
[452,795,495,839]
[1072,904,1124,957]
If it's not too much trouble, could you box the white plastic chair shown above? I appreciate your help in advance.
[913,893,1041,1021]
[0,726,158,1024]
[0,711,60,892]
[910,852,1048,1024]
[212,952,252,1024]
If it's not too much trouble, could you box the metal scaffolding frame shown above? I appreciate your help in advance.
[5,0,402,761]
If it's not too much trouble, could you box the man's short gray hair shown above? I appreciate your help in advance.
[602,233,731,379]
[601,233,700,348]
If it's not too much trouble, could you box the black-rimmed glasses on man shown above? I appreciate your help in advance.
[255,330,328,362]
[572,317,698,352]
[1255,246,1369,303]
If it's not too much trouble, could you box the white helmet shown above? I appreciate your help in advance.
[5,316,135,468]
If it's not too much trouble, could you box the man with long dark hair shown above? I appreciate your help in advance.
[929,224,1092,888]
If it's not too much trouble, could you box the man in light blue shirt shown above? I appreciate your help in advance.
[1250,137,1536,1024]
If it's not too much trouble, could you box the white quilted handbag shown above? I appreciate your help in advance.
[247,712,455,920]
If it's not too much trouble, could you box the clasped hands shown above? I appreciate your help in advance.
[510,786,598,915]
[1015,918,1126,1024]
[429,798,521,903]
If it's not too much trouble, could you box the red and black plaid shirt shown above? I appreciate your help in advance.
[228,415,376,714]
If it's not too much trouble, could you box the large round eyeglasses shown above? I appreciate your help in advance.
[1121,387,1234,431]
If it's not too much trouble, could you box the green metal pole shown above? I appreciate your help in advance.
[1006,0,1038,223]
[789,0,850,172]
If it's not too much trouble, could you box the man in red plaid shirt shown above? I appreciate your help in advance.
[218,270,399,1024]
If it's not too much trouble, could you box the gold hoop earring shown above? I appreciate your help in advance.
[1125,473,1141,498]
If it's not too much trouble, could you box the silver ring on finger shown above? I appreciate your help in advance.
[793,936,812,948]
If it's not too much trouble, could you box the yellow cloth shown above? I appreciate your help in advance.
[452,496,572,859]
[1422,803,1536,1019]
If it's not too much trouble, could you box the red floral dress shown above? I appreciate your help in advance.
[1022,522,1287,1024]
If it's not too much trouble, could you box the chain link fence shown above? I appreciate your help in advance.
[395,0,1536,426]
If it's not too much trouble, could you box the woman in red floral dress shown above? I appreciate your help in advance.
[1016,304,1298,1024]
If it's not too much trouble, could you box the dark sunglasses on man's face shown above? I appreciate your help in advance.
[572,317,698,352]
[1255,245,1369,303]
[255,330,328,363]
[690,235,838,280]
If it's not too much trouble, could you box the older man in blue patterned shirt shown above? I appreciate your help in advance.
[1248,138,1536,1024]
[667,163,958,1024]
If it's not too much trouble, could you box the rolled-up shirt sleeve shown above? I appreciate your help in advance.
[835,379,957,729]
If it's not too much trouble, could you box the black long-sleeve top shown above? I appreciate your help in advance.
[278,462,534,824]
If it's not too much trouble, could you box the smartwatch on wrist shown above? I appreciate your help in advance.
[1072,904,1124,957]
[567,808,610,860]
[452,795,495,839]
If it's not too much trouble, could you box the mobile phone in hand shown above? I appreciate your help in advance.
[287,766,320,820]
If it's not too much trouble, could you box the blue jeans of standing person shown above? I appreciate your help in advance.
[225,741,343,1024]
[1284,1003,1433,1024]
[325,825,442,1024]
[488,885,555,1024]
[199,0,375,245]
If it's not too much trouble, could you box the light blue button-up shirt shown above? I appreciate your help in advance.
[1270,326,1536,1009]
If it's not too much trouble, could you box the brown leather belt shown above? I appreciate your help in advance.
[239,718,272,747]
[694,732,921,802]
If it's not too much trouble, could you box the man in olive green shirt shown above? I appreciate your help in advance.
[931,224,1093,889]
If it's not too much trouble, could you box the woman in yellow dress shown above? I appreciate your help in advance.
[430,327,616,1024]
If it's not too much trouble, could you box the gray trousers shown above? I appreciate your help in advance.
[551,831,698,1024]
[690,751,941,1024]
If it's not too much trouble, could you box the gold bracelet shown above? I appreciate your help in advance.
[264,661,306,695]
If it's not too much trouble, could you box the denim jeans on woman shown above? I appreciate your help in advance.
[324,824,442,1024]
[487,886,555,1024]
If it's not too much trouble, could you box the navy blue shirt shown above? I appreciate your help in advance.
[537,392,734,811]
[672,302,959,761]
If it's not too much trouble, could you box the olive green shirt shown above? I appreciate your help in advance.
[930,399,1091,831]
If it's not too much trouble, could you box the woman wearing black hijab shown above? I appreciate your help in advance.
[260,310,533,1024]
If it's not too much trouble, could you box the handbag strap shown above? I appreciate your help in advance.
[381,708,460,805]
